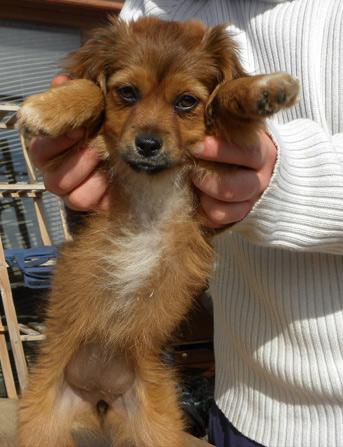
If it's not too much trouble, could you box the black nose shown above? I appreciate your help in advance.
[135,134,162,158]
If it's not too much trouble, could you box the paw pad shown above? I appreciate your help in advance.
[255,73,299,116]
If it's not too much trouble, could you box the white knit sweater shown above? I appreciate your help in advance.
[121,1,343,446]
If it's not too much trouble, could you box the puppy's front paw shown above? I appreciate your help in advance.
[18,95,54,136]
[253,72,299,116]
[17,79,104,137]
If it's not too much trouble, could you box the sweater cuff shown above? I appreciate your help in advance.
[232,119,343,254]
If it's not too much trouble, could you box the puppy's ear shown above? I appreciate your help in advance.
[202,25,248,128]
[202,24,247,82]
[62,17,127,93]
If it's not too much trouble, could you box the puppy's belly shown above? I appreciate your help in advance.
[65,343,135,408]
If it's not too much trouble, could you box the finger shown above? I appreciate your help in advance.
[199,193,254,227]
[29,128,85,168]
[50,74,71,88]
[43,146,102,196]
[193,166,261,203]
[63,170,109,212]
[193,135,266,170]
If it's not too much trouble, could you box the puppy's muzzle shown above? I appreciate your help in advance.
[124,132,171,174]
[135,133,162,158]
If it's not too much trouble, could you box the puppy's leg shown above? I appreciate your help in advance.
[211,72,299,145]
[18,373,107,447]
[218,72,299,119]
[17,78,104,137]
[207,73,299,148]
[19,378,85,447]
[104,356,186,447]
[17,335,104,447]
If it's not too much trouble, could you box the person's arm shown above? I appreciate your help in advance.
[194,120,343,255]
[235,120,343,255]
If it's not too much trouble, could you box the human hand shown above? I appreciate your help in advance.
[28,74,110,212]
[192,131,277,228]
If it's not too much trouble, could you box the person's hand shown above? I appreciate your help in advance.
[192,131,277,228]
[28,74,110,212]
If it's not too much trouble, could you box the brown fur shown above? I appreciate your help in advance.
[17,17,299,447]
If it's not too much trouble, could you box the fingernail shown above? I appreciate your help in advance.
[66,128,84,140]
[50,73,71,87]
[204,136,217,148]
[190,143,205,155]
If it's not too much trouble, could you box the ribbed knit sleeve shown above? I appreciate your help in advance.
[234,122,343,255]
[120,0,144,20]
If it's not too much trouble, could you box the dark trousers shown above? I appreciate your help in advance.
[208,404,265,447]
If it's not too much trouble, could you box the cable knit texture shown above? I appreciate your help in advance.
[120,1,343,446]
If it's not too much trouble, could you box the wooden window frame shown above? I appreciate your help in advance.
[0,0,123,30]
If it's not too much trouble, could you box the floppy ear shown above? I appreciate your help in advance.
[202,25,248,127]
[202,24,247,81]
[62,17,127,93]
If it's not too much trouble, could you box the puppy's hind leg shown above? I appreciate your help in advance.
[17,339,104,447]
[104,356,187,447]
[18,378,103,447]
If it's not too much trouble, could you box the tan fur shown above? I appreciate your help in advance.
[17,17,299,447]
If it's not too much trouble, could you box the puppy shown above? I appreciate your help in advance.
[17,16,299,447]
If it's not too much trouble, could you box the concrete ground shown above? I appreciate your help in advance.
[0,399,212,447]
[0,399,16,447]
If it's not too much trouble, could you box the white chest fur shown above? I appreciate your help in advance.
[101,172,192,307]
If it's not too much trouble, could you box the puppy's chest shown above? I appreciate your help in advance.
[101,180,192,305]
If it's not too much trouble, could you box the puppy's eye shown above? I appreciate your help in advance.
[116,85,139,105]
[174,94,199,112]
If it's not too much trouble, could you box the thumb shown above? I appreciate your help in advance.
[50,73,71,88]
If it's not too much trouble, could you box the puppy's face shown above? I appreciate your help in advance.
[105,62,209,174]
[65,17,245,175]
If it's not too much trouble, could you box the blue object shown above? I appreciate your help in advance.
[5,246,57,289]
[208,404,265,447]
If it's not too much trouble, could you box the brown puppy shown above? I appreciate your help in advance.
[17,17,299,447]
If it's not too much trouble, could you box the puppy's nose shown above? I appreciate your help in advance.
[135,134,162,158]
